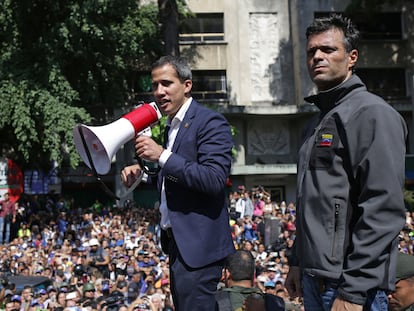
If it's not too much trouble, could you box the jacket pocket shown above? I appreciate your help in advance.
[331,198,346,262]
[309,144,335,169]
[309,118,339,170]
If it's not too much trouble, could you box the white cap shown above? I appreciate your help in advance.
[88,238,100,246]
[66,292,77,300]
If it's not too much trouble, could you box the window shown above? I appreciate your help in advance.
[356,68,406,99]
[314,12,404,40]
[350,12,403,40]
[191,70,227,100]
[128,71,228,102]
[180,13,224,43]
[134,73,152,93]
[128,72,153,103]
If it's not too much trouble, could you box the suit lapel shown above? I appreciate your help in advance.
[172,100,197,152]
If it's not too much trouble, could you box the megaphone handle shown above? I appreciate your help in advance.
[77,125,121,201]
[77,125,147,201]
[117,171,144,199]
[137,158,160,176]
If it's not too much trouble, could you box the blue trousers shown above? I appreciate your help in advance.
[0,217,10,244]
[302,272,388,311]
[167,231,224,311]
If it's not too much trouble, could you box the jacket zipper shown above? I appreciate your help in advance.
[332,202,340,258]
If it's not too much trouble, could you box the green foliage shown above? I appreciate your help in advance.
[0,68,90,170]
[0,0,163,170]
[150,116,168,145]
[230,125,239,159]
[150,117,238,160]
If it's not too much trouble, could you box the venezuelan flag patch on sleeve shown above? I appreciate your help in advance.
[319,133,333,146]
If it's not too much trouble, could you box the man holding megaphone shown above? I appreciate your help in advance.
[121,56,235,311]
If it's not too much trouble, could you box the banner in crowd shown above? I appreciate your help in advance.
[0,157,24,202]
[24,164,61,195]
[0,157,62,199]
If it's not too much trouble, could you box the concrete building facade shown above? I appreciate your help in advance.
[176,0,414,204]
[63,0,414,208]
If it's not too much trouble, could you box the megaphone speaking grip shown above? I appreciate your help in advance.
[73,102,162,175]
[123,102,162,134]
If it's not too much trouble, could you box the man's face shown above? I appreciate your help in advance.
[306,28,358,91]
[44,268,51,277]
[22,288,32,301]
[42,291,49,300]
[66,298,76,306]
[84,289,95,298]
[151,64,192,118]
[5,302,14,311]
[388,279,414,311]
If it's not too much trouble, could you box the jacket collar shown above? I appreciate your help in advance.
[304,74,365,114]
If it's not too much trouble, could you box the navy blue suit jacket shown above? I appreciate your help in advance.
[159,99,235,268]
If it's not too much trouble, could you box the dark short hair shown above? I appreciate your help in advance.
[152,55,192,83]
[225,250,255,282]
[306,14,360,52]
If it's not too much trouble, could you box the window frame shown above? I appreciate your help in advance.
[179,13,225,43]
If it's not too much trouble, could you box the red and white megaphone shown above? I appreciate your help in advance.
[73,102,162,175]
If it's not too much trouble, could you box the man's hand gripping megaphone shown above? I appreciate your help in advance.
[73,102,162,200]
[121,126,164,190]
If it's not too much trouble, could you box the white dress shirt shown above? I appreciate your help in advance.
[158,97,192,229]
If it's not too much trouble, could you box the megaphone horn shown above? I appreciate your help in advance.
[73,102,162,175]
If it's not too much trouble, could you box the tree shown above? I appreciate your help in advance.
[0,0,163,171]
[157,0,192,56]
[158,0,180,56]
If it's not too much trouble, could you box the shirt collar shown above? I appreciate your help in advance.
[304,75,364,113]
[168,97,192,125]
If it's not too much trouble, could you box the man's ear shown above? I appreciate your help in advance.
[348,49,358,70]
[184,79,192,95]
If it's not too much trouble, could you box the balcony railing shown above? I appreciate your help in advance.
[179,33,225,43]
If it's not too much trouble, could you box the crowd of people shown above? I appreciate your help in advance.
[0,185,413,311]
[0,186,292,311]
[0,192,173,311]
[2,12,414,311]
